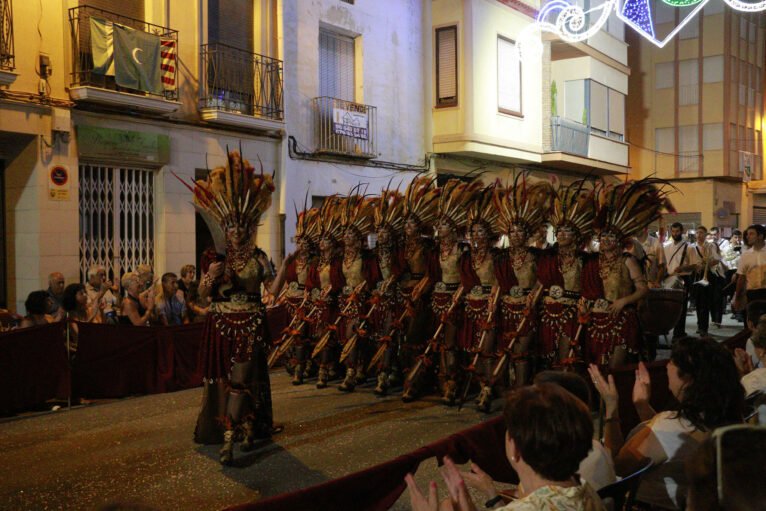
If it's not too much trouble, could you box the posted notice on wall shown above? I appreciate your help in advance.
[49,165,70,201]
[332,104,369,140]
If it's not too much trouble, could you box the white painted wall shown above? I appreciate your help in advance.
[280,0,427,254]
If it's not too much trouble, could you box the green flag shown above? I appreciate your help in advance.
[113,24,162,95]
[90,17,114,76]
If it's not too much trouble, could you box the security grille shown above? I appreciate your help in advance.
[79,164,155,285]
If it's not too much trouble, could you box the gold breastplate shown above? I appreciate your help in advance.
[231,258,263,294]
[319,263,332,289]
[343,257,365,288]
[603,258,633,302]
[473,256,496,286]
[440,247,460,284]
[511,250,536,288]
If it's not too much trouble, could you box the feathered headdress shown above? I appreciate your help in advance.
[318,195,345,244]
[295,208,321,244]
[594,177,676,240]
[340,191,377,239]
[176,150,275,252]
[495,174,554,235]
[438,178,483,232]
[403,176,440,227]
[374,187,405,235]
[549,180,597,241]
[467,184,503,238]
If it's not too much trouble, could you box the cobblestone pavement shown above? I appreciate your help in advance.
[0,372,497,511]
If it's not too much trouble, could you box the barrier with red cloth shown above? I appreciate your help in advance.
[0,322,70,413]
[0,322,206,413]
[225,416,515,511]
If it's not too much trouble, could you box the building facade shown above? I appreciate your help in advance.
[627,3,765,231]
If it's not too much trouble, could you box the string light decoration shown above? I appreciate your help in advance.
[529,0,765,50]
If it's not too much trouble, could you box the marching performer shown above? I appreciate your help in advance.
[186,151,279,465]
[581,179,671,367]
[459,185,504,412]
[400,177,441,402]
[421,179,481,405]
[308,196,345,389]
[337,194,381,392]
[369,188,407,395]
[537,181,596,367]
[493,178,553,388]
[269,207,320,385]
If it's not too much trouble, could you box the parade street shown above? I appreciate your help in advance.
[0,371,495,511]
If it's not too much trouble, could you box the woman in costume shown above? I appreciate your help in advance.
[422,179,482,405]
[581,179,672,368]
[494,178,553,388]
[189,151,278,465]
[269,206,320,385]
[370,188,407,395]
[537,181,596,368]
[308,196,345,389]
[460,185,504,412]
[337,194,380,392]
[399,177,440,402]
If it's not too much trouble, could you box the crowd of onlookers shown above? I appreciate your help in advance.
[3,263,210,332]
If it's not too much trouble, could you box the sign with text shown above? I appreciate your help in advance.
[332,104,369,140]
[77,125,170,165]
[49,165,70,201]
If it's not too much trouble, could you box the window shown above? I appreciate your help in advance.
[319,28,355,101]
[679,18,699,39]
[608,89,625,138]
[656,62,674,89]
[497,36,521,115]
[703,56,724,83]
[605,11,624,40]
[679,59,698,105]
[703,123,723,150]
[656,128,675,154]
[679,125,699,172]
[209,0,254,49]
[436,26,458,107]
[79,165,155,285]
[565,80,585,124]
[590,81,608,134]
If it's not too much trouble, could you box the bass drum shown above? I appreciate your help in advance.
[639,288,686,336]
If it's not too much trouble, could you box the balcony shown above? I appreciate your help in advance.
[312,97,377,159]
[68,5,180,114]
[0,0,15,85]
[550,116,589,157]
[199,43,284,130]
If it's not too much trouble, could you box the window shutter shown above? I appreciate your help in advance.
[608,89,624,136]
[209,0,254,50]
[590,81,608,133]
[319,29,355,101]
[655,62,674,89]
[80,0,145,20]
[497,37,521,115]
[436,26,457,107]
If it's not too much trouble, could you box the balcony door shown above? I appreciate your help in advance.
[319,28,355,101]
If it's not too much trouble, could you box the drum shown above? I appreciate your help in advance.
[639,288,686,335]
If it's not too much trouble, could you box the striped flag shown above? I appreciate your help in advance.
[160,38,177,90]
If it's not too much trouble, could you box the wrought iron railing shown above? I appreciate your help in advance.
[312,97,377,158]
[0,0,14,71]
[550,116,589,156]
[68,5,178,100]
[199,43,283,120]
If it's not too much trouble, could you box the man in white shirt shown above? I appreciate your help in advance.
[689,226,725,334]
[661,222,693,338]
[85,265,120,324]
[734,224,766,315]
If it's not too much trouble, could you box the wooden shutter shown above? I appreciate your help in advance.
[436,26,457,107]
[208,0,254,50]
[319,29,355,101]
[80,0,145,21]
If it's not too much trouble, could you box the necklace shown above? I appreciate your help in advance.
[343,249,359,269]
[227,240,253,273]
[509,247,527,270]
[558,247,575,269]
[598,251,621,280]
[472,248,488,269]
[440,243,454,261]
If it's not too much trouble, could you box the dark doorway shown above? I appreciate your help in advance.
[194,169,216,270]
[0,160,6,309]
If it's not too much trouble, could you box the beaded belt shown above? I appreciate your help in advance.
[434,282,460,293]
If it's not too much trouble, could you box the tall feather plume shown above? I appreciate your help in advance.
[595,177,676,240]
[467,183,503,237]
[403,176,440,228]
[438,178,483,231]
[495,171,553,235]
[549,179,597,242]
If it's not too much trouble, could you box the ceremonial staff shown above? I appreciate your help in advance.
[559,298,591,371]
[311,281,367,359]
[403,285,464,393]
[488,285,542,387]
[267,288,327,368]
[457,286,500,411]
[367,276,430,372]
[339,274,397,363]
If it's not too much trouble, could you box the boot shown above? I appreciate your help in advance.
[338,367,356,392]
[219,430,234,465]
[374,371,389,396]
[292,362,304,386]
[240,421,255,452]
[476,384,493,414]
[316,367,329,389]
[441,379,457,406]
[354,365,367,385]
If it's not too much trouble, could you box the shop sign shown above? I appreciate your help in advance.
[77,125,170,165]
